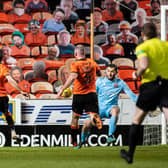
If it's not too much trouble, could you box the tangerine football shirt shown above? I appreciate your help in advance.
[71,58,100,94]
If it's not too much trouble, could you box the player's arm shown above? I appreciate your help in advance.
[133,50,149,80]
[56,72,78,98]
[6,75,27,95]
[122,80,138,102]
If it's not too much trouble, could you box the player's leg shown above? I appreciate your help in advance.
[1,97,22,143]
[70,112,80,148]
[121,81,159,163]
[71,94,84,148]
[107,106,120,143]
[80,119,92,145]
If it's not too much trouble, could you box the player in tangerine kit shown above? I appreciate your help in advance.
[56,45,102,148]
[0,49,24,143]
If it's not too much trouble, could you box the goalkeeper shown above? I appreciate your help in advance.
[120,22,168,164]
[79,64,138,146]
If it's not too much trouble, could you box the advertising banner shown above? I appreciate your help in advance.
[0,99,21,125]
[0,125,143,147]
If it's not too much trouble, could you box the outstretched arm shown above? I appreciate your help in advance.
[56,72,78,98]
[122,80,138,102]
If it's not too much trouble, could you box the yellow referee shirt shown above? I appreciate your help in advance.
[136,38,168,84]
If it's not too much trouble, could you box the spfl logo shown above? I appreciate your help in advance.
[0,132,6,147]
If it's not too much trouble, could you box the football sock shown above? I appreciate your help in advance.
[81,131,90,143]
[70,125,80,144]
[108,116,116,136]
[128,124,140,157]
[6,115,14,129]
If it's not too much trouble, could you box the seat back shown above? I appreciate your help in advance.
[32,12,53,23]
[112,58,134,69]
[31,81,53,94]
[31,46,48,59]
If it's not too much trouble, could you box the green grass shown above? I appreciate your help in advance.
[0,145,168,168]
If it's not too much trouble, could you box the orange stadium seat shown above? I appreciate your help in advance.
[32,12,53,23]
[44,60,65,73]
[14,23,29,35]
[125,81,137,92]
[38,93,58,99]
[112,58,134,69]
[47,34,58,45]
[31,81,54,97]
[31,46,48,59]
[0,24,17,35]
[0,34,12,45]
[3,1,13,13]
[118,69,137,81]
[17,58,36,74]
[0,12,9,23]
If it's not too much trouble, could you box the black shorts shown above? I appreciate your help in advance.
[72,92,99,116]
[136,78,168,112]
[0,96,9,113]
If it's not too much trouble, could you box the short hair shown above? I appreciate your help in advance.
[10,66,23,80]
[53,7,65,16]
[13,0,25,7]
[33,61,46,72]
[57,30,71,43]
[94,45,103,57]
[106,64,118,71]
[142,22,157,39]
[75,45,85,55]
[2,45,11,55]
[119,20,131,29]
[60,0,73,6]
[151,0,160,5]
[135,8,147,20]
[48,45,60,58]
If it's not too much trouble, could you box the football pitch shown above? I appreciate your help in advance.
[1,145,168,168]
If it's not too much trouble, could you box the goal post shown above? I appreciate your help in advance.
[160,5,168,145]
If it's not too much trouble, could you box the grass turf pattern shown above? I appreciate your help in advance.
[0,145,168,168]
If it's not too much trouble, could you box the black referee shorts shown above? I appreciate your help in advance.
[0,96,9,113]
[136,78,168,112]
[72,92,99,116]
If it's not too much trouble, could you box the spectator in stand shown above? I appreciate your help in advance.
[101,33,124,60]
[25,0,48,14]
[73,0,91,10]
[116,21,138,44]
[44,45,60,60]
[25,60,48,81]
[87,7,108,34]
[150,0,161,16]
[94,45,110,67]
[60,0,79,31]
[8,0,31,24]
[102,0,123,22]
[131,8,147,40]
[119,0,138,24]
[2,46,17,69]
[54,65,73,97]
[42,8,65,34]
[25,19,47,46]
[10,31,30,58]
[57,30,75,55]
[71,20,90,45]
[5,66,31,99]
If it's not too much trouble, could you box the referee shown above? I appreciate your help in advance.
[120,22,168,163]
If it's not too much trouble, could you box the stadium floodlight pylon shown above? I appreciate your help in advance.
[161,5,168,145]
